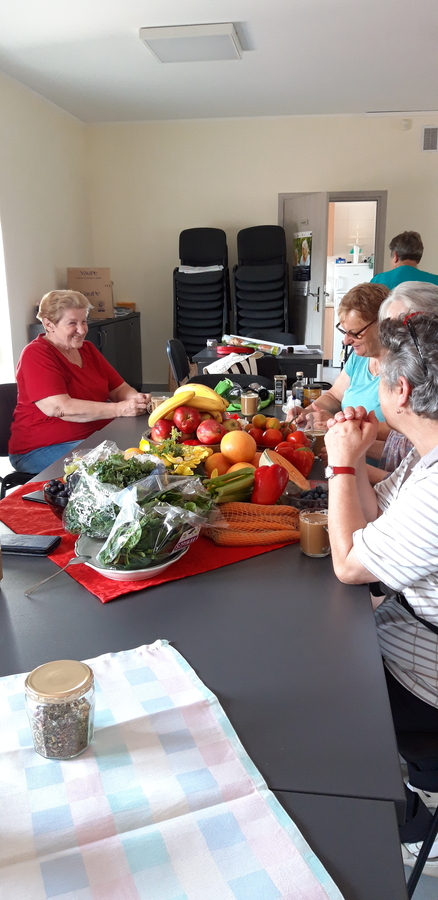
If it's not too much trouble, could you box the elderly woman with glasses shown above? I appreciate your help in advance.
[293,282,390,441]
[324,313,438,871]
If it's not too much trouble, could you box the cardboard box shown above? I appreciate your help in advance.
[67,267,114,319]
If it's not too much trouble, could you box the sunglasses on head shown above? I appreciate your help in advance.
[403,312,428,376]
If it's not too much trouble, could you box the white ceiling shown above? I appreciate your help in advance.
[1,0,438,123]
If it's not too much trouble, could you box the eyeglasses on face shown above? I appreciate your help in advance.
[335,319,377,340]
[403,312,428,376]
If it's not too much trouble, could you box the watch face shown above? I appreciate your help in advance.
[324,466,333,479]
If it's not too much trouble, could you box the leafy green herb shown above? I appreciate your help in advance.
[87,453,157,488]
[98,507,186,569]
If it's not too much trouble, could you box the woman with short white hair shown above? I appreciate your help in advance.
[325,312,438,871]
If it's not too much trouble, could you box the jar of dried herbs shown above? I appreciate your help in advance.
[25,660,95,759]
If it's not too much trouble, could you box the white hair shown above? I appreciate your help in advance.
[379,281,438,320]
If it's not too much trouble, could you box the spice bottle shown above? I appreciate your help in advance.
[274,374,287,406]
[303,378,322,408]
[292,372,305,406]
[25,660,95,759]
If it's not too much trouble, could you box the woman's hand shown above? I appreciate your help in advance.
[116,393,150,417]
[324,407,379,466]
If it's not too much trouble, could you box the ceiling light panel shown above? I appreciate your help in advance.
[139,23,242,63]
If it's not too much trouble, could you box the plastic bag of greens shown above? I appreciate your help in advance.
[138,474,220,522]
[96,493,209,570]
[63,461,168,538]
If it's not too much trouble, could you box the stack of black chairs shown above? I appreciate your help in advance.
[173,228,230,359]
[232,226,289,337]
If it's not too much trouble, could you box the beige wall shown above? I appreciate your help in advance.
[87,115,438,382]
[0,74,89,371]
[1,79,437,385]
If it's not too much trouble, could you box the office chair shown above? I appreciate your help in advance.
[398,732,438,897]
[247,330,297,345]
[233,226,289,335]
[173,228,230,357]
[167,339,191,387]
[0,383,33,499]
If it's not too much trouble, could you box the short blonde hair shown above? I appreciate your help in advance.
[37,290,93,326]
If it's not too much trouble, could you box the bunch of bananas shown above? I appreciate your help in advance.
[148,383,228,428]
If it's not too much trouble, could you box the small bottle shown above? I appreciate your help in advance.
[303,377,322,408]
[292,372,305,406]
[25,660,95,759]
[274,374,287,406]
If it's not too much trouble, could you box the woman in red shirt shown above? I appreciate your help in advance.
[9,290,151,474]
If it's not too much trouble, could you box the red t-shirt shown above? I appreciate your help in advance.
[9,335,124,454]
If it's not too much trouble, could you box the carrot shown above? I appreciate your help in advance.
[206,501,300,546]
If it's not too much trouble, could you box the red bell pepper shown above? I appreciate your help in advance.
[276,443,314,478]
[251,464,289,505]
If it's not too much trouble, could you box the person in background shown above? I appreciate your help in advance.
[324,313,438,873]
[9,290,151,474]
[371,230,438,289]
[291,282,390,441]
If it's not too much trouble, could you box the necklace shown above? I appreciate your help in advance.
[369,359,379,378]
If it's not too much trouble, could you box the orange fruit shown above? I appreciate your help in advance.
[250,451,262,467]
[124,448,143,460]
[204,453,230,477]
[227,461,256,473]
[220,431,257,464]
[265,416,281,430]
[252,413,267,429]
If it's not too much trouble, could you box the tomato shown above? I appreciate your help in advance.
[287,446,314,477]
[286,430,311,447]
[261,428,283,447]
[248,427,264,444]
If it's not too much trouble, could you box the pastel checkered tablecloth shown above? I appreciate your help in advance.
[0,641,345,900]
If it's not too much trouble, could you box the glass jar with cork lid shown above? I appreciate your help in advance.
[25,660,95,759]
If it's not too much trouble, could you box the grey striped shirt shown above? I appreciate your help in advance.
[353,446,438,707]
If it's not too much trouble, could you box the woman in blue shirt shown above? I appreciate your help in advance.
[295,282,390,442]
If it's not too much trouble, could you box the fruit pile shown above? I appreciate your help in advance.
[244,413,294,448]
[148,384,232,446]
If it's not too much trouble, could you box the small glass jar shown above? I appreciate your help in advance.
[25,660,95,759]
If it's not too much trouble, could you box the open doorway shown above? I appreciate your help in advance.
[325,199,377,368]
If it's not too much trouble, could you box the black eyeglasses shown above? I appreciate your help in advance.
[403,312,428,376]
[335,319,377,340]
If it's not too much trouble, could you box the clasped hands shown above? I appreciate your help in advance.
[324,406,379,467]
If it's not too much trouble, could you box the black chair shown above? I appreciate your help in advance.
[247,330,297,345]
[167,339,190,387]
[173,228,231,359]
[233,227,289,336]
[0,383,33,499]
[398,732,438,897]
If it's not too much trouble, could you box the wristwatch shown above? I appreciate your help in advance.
[325,465,356,479]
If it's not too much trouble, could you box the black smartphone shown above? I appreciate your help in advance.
[22,490,47,504]
[0,534,61,555]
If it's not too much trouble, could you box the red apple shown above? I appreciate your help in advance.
[150,419,173,442]
[196,420,226,445]
[172,405,201,434]
[222,419,242,433]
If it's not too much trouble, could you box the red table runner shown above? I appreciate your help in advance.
[0,483,298,603]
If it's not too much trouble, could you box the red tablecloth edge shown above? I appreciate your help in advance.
[0,482,297,603]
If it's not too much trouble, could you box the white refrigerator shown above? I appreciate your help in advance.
[332,263,373,365]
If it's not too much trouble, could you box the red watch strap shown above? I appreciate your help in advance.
[332,467,356,476]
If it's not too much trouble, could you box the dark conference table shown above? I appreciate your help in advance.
[0,416,408,899]
[192,345,324,385]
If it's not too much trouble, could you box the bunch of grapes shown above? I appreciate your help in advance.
[44,478,72,500]
[294,485,328,510]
